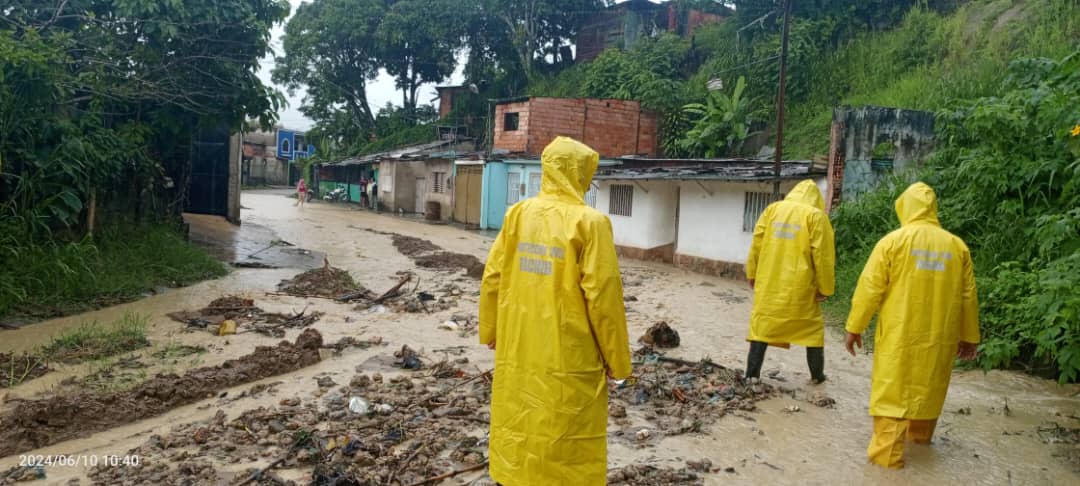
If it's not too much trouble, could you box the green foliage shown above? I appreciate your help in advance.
[41,313,151,364]
[353,125,438,156]
[0,223,228,320]
[829,50,1080,382]
[677,77,763,157]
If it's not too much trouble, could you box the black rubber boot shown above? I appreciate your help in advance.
[745,341,768,379]
[807,347,826,384]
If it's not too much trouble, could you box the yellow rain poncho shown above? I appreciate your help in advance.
[745,179,835,347]
[479,136,632,485]
[846,182,980,420]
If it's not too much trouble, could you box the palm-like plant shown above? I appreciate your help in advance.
[677,76,761,157]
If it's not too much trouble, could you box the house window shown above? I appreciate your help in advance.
[585,185,598,208]
[432,171,446,193]
[527,172,542,198]
[609,184,633,217]
[503,112,520,131]
[744,191,782,232]
[506,171,521,205]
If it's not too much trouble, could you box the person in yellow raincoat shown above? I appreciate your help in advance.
[479,136,632,485]
[744,179,835,384]
[845,182,980,469]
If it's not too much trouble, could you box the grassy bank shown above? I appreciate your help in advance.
[0,224,228,322]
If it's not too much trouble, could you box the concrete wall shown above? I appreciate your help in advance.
[379,160,425,213]
[227,132,241,224]
[829,106,936,203]
[493,98,659,157]
[423,159,453,221]
[677,178,824,268]
[595,180,678,256]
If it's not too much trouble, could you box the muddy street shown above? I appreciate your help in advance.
[1,189,1078,485]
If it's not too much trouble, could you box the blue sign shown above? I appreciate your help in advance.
[277,130,295,159]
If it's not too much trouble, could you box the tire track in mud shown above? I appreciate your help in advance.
[0,329,325,457]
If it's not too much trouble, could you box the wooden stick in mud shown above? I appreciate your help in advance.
[419,369,493,407]
[655,355,729,372]
[369,273,414,304]
[404,462,488,486]
[265,291,338,300]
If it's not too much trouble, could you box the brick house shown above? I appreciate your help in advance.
[492,97,659,158]
[576,0,730,63]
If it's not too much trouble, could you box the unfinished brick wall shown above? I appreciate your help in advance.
[493,97,659,157]
[526,98,587,153]
[493,101,530,153]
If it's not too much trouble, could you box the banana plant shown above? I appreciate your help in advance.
[677,76,762,158]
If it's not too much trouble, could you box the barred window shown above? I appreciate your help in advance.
[432,172,446,193]
[744,191,781,232]
[609,184,633,217]
[584,185,597,208]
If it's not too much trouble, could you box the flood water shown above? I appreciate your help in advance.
[0,189,1076,485]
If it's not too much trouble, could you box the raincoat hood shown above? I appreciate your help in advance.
[540,136,599,204]
[784,179,826,211]
[895,182,941,226]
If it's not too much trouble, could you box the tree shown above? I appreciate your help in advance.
[377,0,463,120]
[273,0,384,142]
[478,0,605,81]
[1,0,288,236]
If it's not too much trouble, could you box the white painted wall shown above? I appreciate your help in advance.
[595,180,678,250]
[677,178,826,264]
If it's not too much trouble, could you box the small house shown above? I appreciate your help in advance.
[493,97,659,158]
[593,158,827,279]
[477,155,610,230]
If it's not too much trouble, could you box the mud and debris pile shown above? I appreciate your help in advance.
[356,278,465,314]
[608,463,710,485]
[0,352,50,388]
[277,261,364,298]
[371,229,486,280]
[167,295,323,338]
[0,330,324,458]
[610,348,778,441]
[639,322,681,348]
[88,366,494,486]
[439,313,479,337]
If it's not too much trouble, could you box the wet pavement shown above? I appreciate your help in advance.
[0,189,1077,485]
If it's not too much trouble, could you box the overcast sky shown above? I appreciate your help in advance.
[257,0,466,131]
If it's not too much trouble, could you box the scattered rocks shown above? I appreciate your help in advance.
[639,322,681,348]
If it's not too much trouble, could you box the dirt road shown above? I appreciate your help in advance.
[1,189,1077,485]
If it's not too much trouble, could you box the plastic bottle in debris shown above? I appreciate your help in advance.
[348,396,370,414]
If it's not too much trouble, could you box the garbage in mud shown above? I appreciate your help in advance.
[89,367,495,485]
[639,322,681,348]
[348,396,370,414]
[610,348,779,441]
[0,352,50,388]
[806,391,836,409]
[438,313,478,337]
[0,330,324,458]
[324,336,386,352]
[351,277,464,315]
[168,296,323,338]
[277,259,363,298]
[783,405,802,413]
[394,345,424,370]
[607,463,711,485]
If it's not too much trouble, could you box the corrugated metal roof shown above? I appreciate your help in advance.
[594,161,817,182]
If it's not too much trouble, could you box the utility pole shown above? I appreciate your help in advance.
[773,0,793,198]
